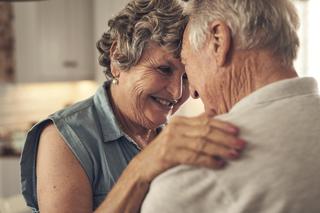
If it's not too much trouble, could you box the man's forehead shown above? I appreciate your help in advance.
[181,26,191,58]
[183,23,190,40]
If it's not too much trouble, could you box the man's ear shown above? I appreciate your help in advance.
[208,20,231,66]
[109,42,120,78]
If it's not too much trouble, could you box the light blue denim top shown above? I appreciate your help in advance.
[20,81,153,212]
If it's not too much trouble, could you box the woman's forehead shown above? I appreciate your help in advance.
[141,41,181,62]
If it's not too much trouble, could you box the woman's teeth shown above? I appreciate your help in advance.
[152,97,175,107]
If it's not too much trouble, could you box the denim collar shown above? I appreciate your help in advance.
[93,80,124,142]
[93,80,164,143]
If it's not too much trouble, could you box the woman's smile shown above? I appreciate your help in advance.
[149,95,178,111]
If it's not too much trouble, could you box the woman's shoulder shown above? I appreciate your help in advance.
[35,123,93,211]
[37,124,78,168]
[21,119,103,210]
[50,95,95,122]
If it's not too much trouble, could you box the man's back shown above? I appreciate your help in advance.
[141,77,320,213]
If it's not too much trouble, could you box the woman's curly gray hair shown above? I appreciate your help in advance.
[97,0,188,79]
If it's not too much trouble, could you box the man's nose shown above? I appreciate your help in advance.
[189,85,199,99]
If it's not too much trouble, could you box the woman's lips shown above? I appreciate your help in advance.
[150,96,177,110]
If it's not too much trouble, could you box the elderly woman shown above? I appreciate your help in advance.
[20,0,246,212]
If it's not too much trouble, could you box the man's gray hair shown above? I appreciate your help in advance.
[179,0,300,65]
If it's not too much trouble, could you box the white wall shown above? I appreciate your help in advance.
[293,0,320,83]
[93,0,129,83]
[305,0,320,82]
[0,81,97,131]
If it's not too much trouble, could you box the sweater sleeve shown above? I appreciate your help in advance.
[141,165,231,213]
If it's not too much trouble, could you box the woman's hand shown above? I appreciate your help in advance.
[131,114,246,183]
[96,114,245,213]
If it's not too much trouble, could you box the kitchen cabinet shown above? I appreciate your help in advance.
[13,0,94,83]
[0,3,14,83]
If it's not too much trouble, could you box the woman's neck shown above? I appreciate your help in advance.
[107,84,157,149]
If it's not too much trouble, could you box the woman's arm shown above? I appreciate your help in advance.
[37,115,244,213]
[36,124,93,213]
[96,114,245,213]
[94,159,149,213]
[37,124,149,213]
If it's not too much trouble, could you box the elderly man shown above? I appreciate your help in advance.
[141,0,320,212]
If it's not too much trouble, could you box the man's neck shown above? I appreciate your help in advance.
[248,51,298,92]
[211,50,298,114]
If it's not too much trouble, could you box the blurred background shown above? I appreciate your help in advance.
[0,0,319,212]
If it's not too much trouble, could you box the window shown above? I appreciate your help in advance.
[294,0,320,83]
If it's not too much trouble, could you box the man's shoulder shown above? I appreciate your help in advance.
[215,88,320,132]
[142,165,231,213]
[142,92,320,213]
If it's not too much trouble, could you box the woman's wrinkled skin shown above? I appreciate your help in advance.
[109,42,189,147]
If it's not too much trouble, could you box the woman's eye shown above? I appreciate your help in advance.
[157,66,173,74]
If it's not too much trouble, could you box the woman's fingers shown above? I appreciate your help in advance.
[172,122,246,151]
[171,115,238,134]
[204,127,246,150]
[139,116,246,179]
[178,136,242,160]
[207,118,239,134]
[195,139,242,160]
[171,148,226,169]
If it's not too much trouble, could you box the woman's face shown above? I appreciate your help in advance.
[114,42,190,129]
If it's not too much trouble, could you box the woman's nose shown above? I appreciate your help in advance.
[167,77,183,100]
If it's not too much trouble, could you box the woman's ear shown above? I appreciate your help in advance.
[208,20,231,66]
[109,42,120,78]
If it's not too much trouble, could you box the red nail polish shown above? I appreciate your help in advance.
[218,160,226,167]
[227,127,239,134]
[235,140,246,149]
[229,150,240,159]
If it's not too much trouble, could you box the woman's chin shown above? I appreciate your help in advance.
[144,106,170,127]
[146,114,168,128]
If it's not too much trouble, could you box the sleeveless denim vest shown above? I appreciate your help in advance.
[20,81,144,212]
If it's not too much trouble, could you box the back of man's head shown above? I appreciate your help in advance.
[179,0,299,66]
